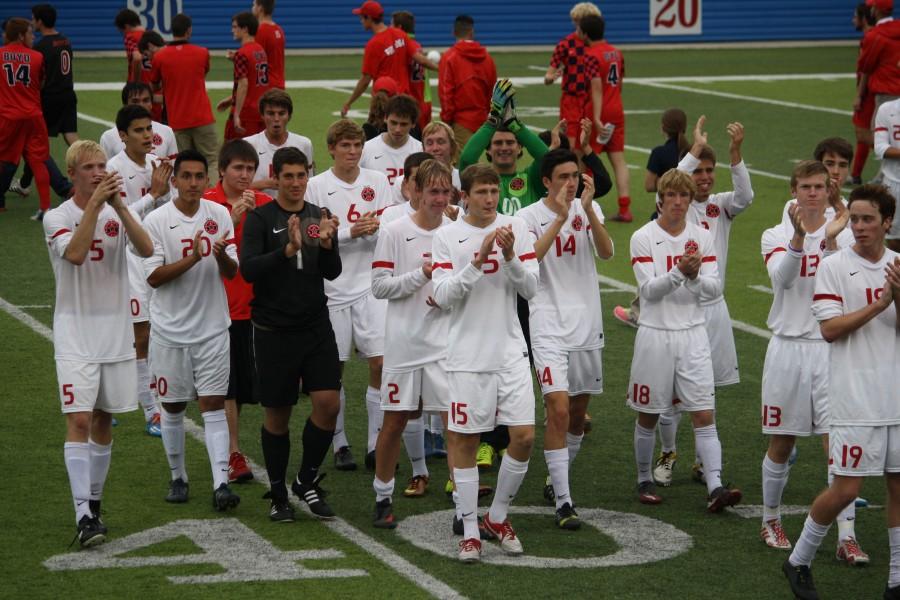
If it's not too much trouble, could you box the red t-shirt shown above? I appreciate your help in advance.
[203,183,273,320]
[255,23,285,89]
[0,42,44,119]
[362,27,412,94]
[585,41,625,119]
[232,41,271,122]
[124,29,143,82]
[149,42,214,130]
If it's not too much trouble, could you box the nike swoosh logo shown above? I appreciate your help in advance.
[656,241,665,245]
[374,155,384,159]
[273,227,287,234]
[406,236,416,241]
[258,151,266,155]
[849,271,859,276]
[540,221,549,227]
[128,175,136,179]
[458,238,469,243]
[169,224,178,229]
[327,191,336,195]
[462,511,474,518]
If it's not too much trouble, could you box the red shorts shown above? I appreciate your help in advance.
[224,115,264,141]
[853,93,876,129]
[0,115,50,165]
[560,93,590,146]
[590,114,625,154]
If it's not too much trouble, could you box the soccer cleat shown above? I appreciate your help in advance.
[788,445,799,466]
[373,498,397,529]
[583,412,593,433]
[334,446,357,471]
[836,537,869,566]
[760,519,792,549]
[212,483,241,511]
[292,474,335,519]
[855,496,869,508]
[886,584,900,600]
[707,485,742,513]
[653,451,677,487]
[692,462,706,484]
[476,443,495,470]
[482,513,524,554]
[610,210,633,223]
[445,478,454,498]
[365,450,376,470]
[145,412,162,437]
[637,480,662,505]
[478,484,494,498]
[30,209,45,222]
[403,475,429,497]
[9,178,30,197]
[782,559,819,600]
[458,537,482,563]
[73,515,106,548]
[89,499,102,521]
[543,475,555,505]
[228,451,253,483]
[263,492,295,523]
[431,434,447,458]
[555,502,582,531]
[613,305,638,329]
[165,477,189,503]
[452,515,497,539]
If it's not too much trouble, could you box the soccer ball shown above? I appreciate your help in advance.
[427,50,440,63]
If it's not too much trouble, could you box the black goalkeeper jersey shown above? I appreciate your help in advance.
[35,33,75,102]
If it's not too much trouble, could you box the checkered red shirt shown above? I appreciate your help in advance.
[233,53,249,80]
[550,33,595,96]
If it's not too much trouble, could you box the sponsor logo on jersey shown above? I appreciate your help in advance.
[572,215,584,231]
[306,223,320,239]
[204,218,219,235]
[509,177,525,192]
[361,186,375,202]
[683,239,699,255]
[104,219,120,237]
[705,203,720,218]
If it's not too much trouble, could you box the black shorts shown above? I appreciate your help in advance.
[227,320,256,404]
[252,320,341,407]
[42,95,78,137]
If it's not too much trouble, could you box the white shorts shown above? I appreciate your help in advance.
[627,325,715,414]
[127,250,150,323]
[830,424,900,476]
[447,360,535,434]
[382,361,449,412]
[883,179,900,239]
[702,298,739,386]
[148,331,230,402]
[532,345,603,396]
[57,359,139,414]
[330,293,386,361]
[761,336,829,436]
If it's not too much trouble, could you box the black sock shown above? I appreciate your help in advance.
[298,418,334,485]
[261,426,290,500]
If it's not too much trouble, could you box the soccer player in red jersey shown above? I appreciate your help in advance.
[218,12,271,141]
[137,30,166,122]
[0,18,52,217]
[391,11,438,132]
[252,0,285,90]
[113,8,144,83]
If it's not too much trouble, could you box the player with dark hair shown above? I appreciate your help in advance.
[137,30,166,122]
[219,12,270,141]
[852,3,878,184]
[391,10,435,132]
[360,94,423,191]
[99,82,177,161]
[113,8,144,83]
[252,0,285,89]
[245,89,314,196]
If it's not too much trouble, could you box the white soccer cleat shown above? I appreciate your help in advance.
[760,519,792,550]
[482,513,524,555]
[653,451,677,487]
[836,537,869,566]
[458,538,482,562]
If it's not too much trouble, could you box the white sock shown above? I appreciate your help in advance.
[634,423,656,484]
[160,409,187,481]
[824,470,858,541]
[136,358,158,422]
[694,424,723,493]
[762,454,791,522]
[402,416,428,477]
[88,439,112,501]
[430,413,444,435]
[566,432,584,465]
[202,409,230,489]
[373,477,394,503]
[658,410,681,453]
[789,515,831,567]
[489,453,529,523]
[366,386,383,453]
[452,489,461,520]
[889,528,900,588]
[333,387,348,452]
[454,467,479,540]
[545,448,571,509]
[65,442,91,523]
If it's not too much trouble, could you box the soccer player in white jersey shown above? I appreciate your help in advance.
[106,104,173,438]
[392,121,462,204]
[100,82,177,161]
[783,184,900,599]
[360,94,423,190]
[245,89,314,197]
[370,159,454,527]
[381,151,433,225]
[44,140,153,546]
[759,160,861,559]
[780,138,853,226]
[628,168,741,511]
[432,163,539,562]
[873,98,900,252]
[518,149,612,530]
[306,119,393,470]
[653,116,754,486]
[142,149,241,511]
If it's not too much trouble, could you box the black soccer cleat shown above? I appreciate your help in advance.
[373,498,397,529]
[263,491,295,523]
[212,483,241,512]
[73,515,107,549]
[782,559,819,600]
[334,446,357,471]
[165,477,189,503]
[451,515,497,540]
[555,502,582,531]
[543,475,556,506]
[292,473,335,519]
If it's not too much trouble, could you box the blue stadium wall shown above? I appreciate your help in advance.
[2,1,867,50]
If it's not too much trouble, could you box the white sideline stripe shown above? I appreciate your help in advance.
[748,285,774,295]
[622,142,791,182]
[0,296,465,600]
[15,304,51,309]
[78,112,114,127]
[630,80,853,117]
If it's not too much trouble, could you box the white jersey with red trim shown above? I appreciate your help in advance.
[106,151,169,219]
[100,121,178,161]
[629,220,719,330]
[380,200,415,225]
[360,134,423,187]
[873,98,900,184]
[371,214,451,370]
[761,219,854,339]
[812,247,900,424]
[142,200,237,346]
[432,213,539,372]
[244,130,315,196]
[517,198,607,350]
[43,200,137,362]
[306,167,393,309]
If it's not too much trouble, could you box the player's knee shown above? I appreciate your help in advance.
[690,410,715,428]
[161,401,187,414]
[509,429,535,453]
[766,435,796,463]
[381,412,407,435]
[66,412,92,440]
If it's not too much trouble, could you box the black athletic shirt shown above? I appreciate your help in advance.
[240,200,342,331]
[646,137,681,177]
[35,33,75,102]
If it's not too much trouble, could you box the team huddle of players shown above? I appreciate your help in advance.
[4,0,900,594]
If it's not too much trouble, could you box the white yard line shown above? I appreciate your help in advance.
[748,285,774,295]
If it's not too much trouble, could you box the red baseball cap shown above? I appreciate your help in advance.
[352,1,384,19]
[867,0,894,12]
[372,76,399,96]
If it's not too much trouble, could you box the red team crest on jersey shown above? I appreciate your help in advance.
[706,203,720,218]
[361,186,375,202]
[306,223,320,239]
[204,218,219,235]
[820,239,827,251]
[104,219,120,237]
[572,215,584,231]
[509,177,525,191]
[153,133,162,147]
[684,239,699,255]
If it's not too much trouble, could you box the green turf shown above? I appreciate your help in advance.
[1,45,889,599]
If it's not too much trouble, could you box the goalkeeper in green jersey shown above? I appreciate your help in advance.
[458,78,549,216]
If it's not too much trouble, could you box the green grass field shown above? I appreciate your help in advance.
[0,45,886,599]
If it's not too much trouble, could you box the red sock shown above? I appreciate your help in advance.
[852,143,869,179]
[26,158,50,211]
[618,195,631,212]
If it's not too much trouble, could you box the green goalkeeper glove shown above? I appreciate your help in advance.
[488,78,515,127]
[501,95,522,133]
